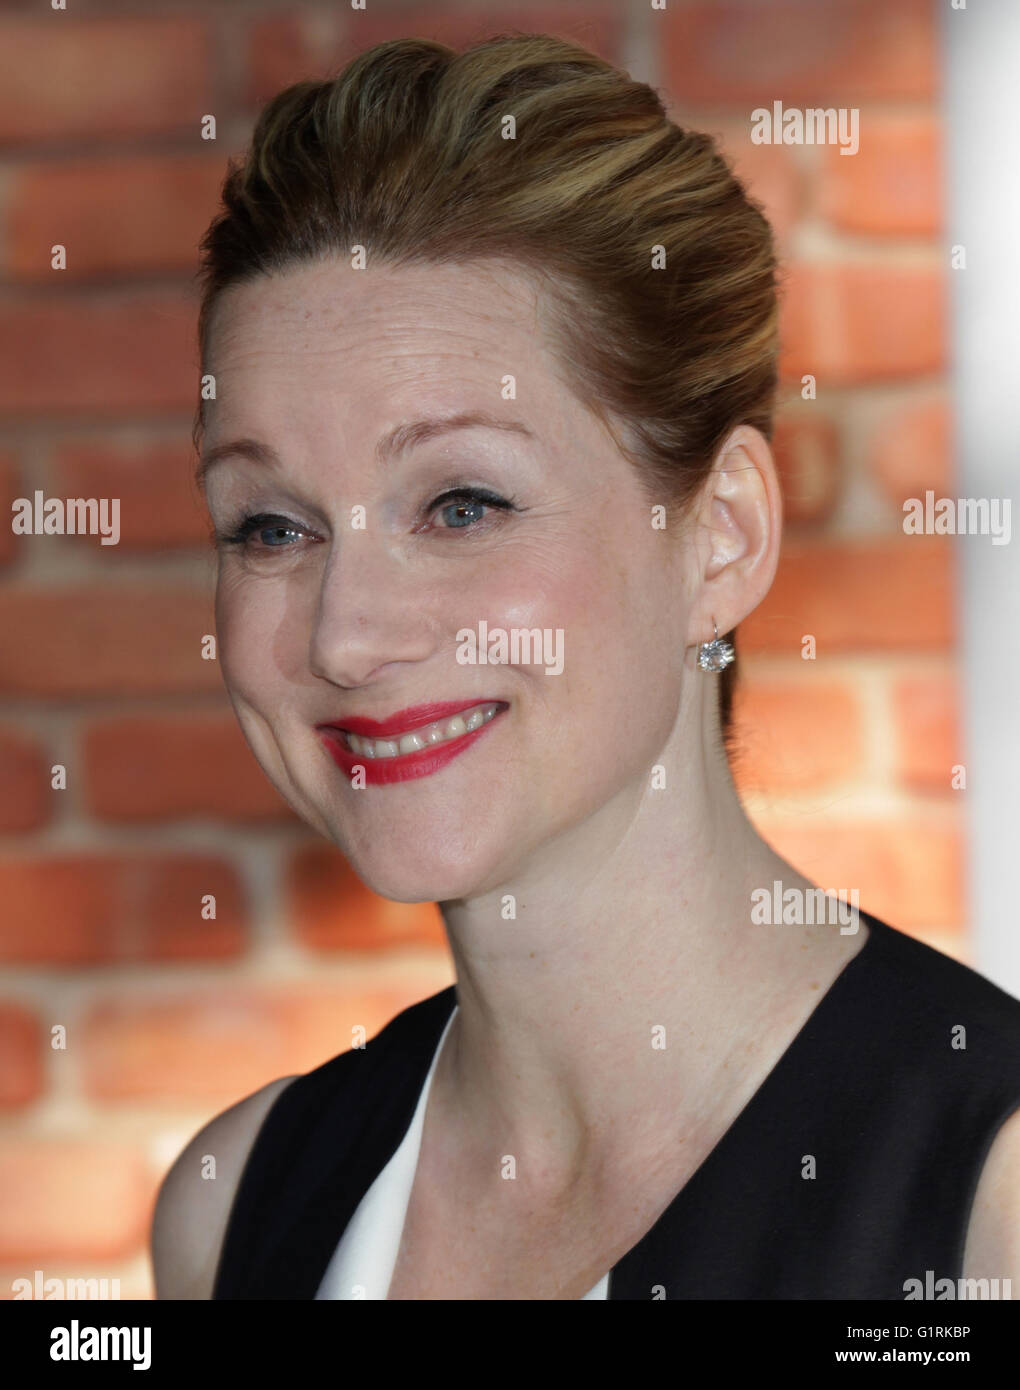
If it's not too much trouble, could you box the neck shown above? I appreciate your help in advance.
[435,705,865,1190]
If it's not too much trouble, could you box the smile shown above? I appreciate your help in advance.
[343,700,504,758]
[316,700,509,786]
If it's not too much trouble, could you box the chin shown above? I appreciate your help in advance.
[325,831,500,905]
[348,863,486,906]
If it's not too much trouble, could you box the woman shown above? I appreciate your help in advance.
[151,33,1020,1300]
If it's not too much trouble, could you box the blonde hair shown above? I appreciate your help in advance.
[194,33,783,755]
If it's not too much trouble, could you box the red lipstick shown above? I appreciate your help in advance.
[315,700,508,786]
[326,700,495,739]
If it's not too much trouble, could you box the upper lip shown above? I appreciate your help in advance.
[317,700,507,739]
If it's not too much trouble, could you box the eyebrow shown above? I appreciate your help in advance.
[195,411,536,487]
[195,437,282,488]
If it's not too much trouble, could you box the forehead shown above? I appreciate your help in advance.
[206,256,547,371]
[200,256,597,455]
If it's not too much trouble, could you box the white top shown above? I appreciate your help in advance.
[315,1004,610,1299]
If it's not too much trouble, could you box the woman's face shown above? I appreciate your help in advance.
[201,257,696,902]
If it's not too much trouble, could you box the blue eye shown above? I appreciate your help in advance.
[438,497,488,528]
[430,488,516,530]
[218,513,308,549]
[217,488,520,552]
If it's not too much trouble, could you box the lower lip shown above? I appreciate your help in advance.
[317,706,507,786]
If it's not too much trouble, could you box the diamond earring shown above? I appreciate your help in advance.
[697,619,735,673]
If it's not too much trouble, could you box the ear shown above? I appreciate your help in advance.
[685,424,783,651]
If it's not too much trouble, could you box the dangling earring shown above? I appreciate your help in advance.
[697,619,735,672]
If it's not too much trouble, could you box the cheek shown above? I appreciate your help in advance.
[487,538,668,751]
[214,572,302,703]
[485,531,605,629]
[530,537,675,735]
[493,536,649,666]
[213,580,246,692]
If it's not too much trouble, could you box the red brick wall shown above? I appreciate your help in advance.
[0,1,955,1299]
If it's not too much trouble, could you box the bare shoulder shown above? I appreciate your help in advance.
[150,1074,298,1300]
[962,1105,1020,1297]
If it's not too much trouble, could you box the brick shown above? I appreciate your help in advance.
[50,438,211,551]
[0,453,21,567]
[0,296,196,417]
[7,155,227,280]
[893,675,963,795]
[0,1005,44,1109]
[0,588,219,698]
[730,681,863,792]
[867,397,952,508]
[741,537,954,654]
[663,0,935,106]
[80,983,448,1102]
[344,6,622,64]
[0,726,52,832]
[133,858,246,963]
[749,818,963,930]
[771,412,840,524]
[246,14,341,107]
[818,114,942,236]
[82,712,297,823]
[0,1140,153,1262]
[0,855,245,967]
[779,263,945,384]
[0,858,116,967]
[287,843,445,951]
[0,17,212,145]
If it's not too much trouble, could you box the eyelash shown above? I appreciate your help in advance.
[216,486,519,550]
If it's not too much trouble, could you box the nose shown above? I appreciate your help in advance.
[307,532,437,688]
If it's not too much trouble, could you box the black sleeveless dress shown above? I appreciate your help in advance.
[212,909,1020,1299]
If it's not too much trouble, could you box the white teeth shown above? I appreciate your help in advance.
[346,702,503,759]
